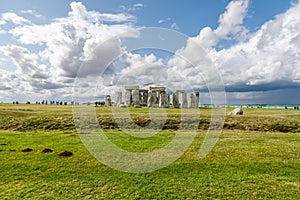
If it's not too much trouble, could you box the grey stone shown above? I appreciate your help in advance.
[189,92,200,108]
[120,104,127,108]
[187,93,193,108]
[181,92,188,108]
[228,106,243,115]
[132,89,140,107]
[193,92,200,108]
[115,91,122,107]
[125,86,139,90]
[105,95,112,106]
[148,91,159,107]
[139,89,148,106]
[172,92,180,108]
[125,90,132,107]
[149,86,166,91]
[159,91,169,108]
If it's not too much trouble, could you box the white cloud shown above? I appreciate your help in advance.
[159,0,300,100]
[158,17,171,24]
[69,2,136,23]
[100,52,168,89]
[0,29,6,34]
[194,0,249,48]
[209,0,300,91]
[0,19,6,25]
[21,10,43,18]
[133,4,143,8]
[171,22,179,30]
[121,3,144,12]
[1,12,31,25]
[8,1,138,80]
[0,1,139,101]
[216,0,249,37]
[1,45,48,78]
[98,13,136,22]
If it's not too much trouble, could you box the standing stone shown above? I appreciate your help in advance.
[125,90,132,107]
[115,91,122,107]
[105,95,112,106]
[147,91,152,107]
[132,89,141,108]
[193,92,200,108]
[172,92,180,108]
[187,93,193,108]
[124,86,139,107]
[148,87,165,108]
[139,90,148,106]
[148,91,158,107]
[181,92,188,108]
[159,91,169,108]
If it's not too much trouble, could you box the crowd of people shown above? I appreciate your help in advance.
[13,100,79,105]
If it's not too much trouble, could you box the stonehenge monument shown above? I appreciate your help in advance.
[109,86,200,108]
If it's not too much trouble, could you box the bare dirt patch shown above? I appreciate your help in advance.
[42,148,53,153]
[21,148,33,152]
[58,151,73,157]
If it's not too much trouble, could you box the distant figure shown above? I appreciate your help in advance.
[228,105,243,115]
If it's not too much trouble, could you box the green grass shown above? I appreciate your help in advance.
[1,103,299,132]
[0,104,299,199]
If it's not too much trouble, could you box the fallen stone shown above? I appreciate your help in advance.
[228,106,243,115]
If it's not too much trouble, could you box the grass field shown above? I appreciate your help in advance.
[0,103,299,199]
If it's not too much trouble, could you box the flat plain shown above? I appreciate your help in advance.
[0,103,299,199]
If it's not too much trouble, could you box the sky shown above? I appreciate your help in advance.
[0,0,299,104]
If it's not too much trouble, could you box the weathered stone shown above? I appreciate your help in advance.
[189,92,200,108]
[117,86,200,109]
[125,90,132,107]
[125,86,139,90]
[120,104,127,108]
[187,93,193,108]
[181,92,188,108]
[159,91,169,108]
[172,92,180,108]
[139,89,148,106]
[148,91,158,107]
[193,92,200,108]
[105,95,112,106]
[132,89,140,107]
[149,86,166,91]
[228,106,243,115]
[115,91,122,107]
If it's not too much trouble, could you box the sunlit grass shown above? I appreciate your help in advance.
[0,130,299,199]
[0,103,299,199]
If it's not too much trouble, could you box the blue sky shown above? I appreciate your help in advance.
[0,0,299,104]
